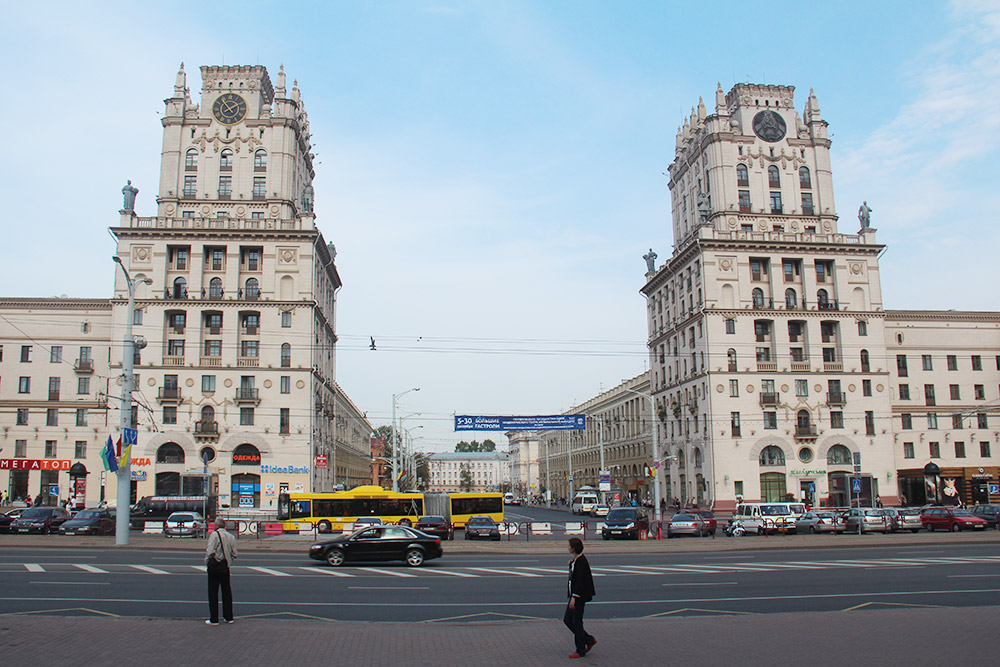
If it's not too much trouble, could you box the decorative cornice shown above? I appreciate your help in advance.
[0,297,112,309]
[885,309,1000,323]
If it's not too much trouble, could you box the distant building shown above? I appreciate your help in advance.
[426,452,509,493]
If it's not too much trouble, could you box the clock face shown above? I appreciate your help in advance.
[212,93,248,125]
[752,110,787,142]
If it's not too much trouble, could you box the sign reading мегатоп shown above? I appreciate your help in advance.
[454,415,586,431]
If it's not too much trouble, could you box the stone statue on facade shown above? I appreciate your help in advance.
[858,200,873,229]
[697,191,711,223]
[643,248,658,273]
[121,180,139,211]
[301,184,314,213]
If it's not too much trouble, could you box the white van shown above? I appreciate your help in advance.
[571,493,599,515]
[731,502,807,534]
[503,493,518,505]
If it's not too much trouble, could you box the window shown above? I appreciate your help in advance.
[897,355,908,377]
[981,441,992,457]
[782,260,799,282]
[45,441,57,458]
[202,375,216,393]
[163,406,177,425]
[281,311,292,328]
[862,379,872,397]
[253,176,266,198]
[952,414,964,429]
[795,380,808,397]
[254,149,267,169]
[50,346,62,363]
[280,376,290,394]
[822,348,836,363]
[240,407,255,426]
[759,445,785,466]
[972,355,982,370]
[21,345,32,362]
[240,340,259,358]
[183,175,197,197]
[924,384,936,406]
[865,411,875,436]
[799,166,811,189]
[280,343,291,368]
[830,411,844,428]
[770,191,783,214]
[18,377,30,393]
[899,384,910,400]
[827,445,851,464]
[245,249,260,272]
[727,349,737,372]
[738,190,751,213]
[172,277,187,299]
[133,308,143,325]
[16,409,28,425]
[763,412,777,429]
[729,379,739,397]
[185,148,198,170]
[220,148,233,170]
[750,258,767,281]
[903,442,914,459]
[955,442,966,458]
[785,288,797,309]
[800,192,814,216]
[245,278,260,299]
[219,175,232,197]
[922,355,933,371]
[75,408,87,426]
[857,321,868,337]
[731,412,741,436]
[280,408,290,434]
[768,165,781,188]
[78,377,90,395]
[46,408,58,426]
[752,288,765,308]
[736,163,749,187]
[816,289,830,308]
[209,277,223,298]
[975,384,985,400]
[946,355,957,371]
[927,413,938,429]
[978,413,989,429]
[929,442,940,458]
[901,413,912,429]
[75,441,87,459]
[949,384,960,400]
[167,340,185,356]
[204,340,222,357]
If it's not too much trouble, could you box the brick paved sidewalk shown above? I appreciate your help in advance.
[2,606,998,666]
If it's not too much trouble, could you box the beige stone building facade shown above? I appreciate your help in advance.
[1,64,373,509]
[505,431,540,498]
[426,452,509,493]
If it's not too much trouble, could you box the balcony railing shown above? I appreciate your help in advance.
[235,388,260,404]
[759,392,780,406]
[827,392,846,406]
[790,362,811,372]
[817,300,840,311]
[158,387,182,402]
[823,362,843,372]
[163,355,185,366]
[200,356,222,367]
[194,421,219,439]
[756,361,777,372]
[237,357,260,368]
[795,425,818,439]
[75,359,94,373]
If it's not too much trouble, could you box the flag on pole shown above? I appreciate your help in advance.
[103,437,119,473]
[116,437,122,458]
[119,444,133,469]
[100,436,113,471]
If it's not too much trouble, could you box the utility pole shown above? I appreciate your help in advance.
[390,388,419,491]
[624,388,662,523]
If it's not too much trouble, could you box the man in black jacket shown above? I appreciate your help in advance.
[564,537,596,658]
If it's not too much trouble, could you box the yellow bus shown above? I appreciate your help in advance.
[425,492,504,528]
[276,485,424,533]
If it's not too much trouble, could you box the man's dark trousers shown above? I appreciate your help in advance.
[563,600,594,655]
[207,558,233,623]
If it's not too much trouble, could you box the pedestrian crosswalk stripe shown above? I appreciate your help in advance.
[467,567,542,577]
[595,567,664,575]
[358,567,418,578]
[300,567,355,577]
[129,564,169,575]
[191,565,206,572]
[24,564,44,573]
[516,567,586,575]
[73,564,108,573]
[247,566,293,577]
[422,569,480,578]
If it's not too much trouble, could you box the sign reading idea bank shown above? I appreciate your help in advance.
[455,415,586,431]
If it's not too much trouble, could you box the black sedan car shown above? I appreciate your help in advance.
[464,515,501,541]
[970,504,1000,529]
[309,525,443,567]
[414,515,452,540]
[60,508,116,536]
[11,507,72,534]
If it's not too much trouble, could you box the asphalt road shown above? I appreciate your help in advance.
[3,541,1000,622]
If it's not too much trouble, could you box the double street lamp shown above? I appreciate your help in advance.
[391,388,420,492]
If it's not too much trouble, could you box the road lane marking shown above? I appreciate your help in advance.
[348,586,429,590]
[594,567,667,575]
[30,581,109,586]
[421,569,480,578]
[948,574,1000,578]
[246,567,293,577]
[516,567,580,575]
[24,564,44,573]
[660,582,737,587]
[467,567,542,577]
[299,567,354,578]
[129,565,169,575]
[357,568,418,578]
[73,564,108,574]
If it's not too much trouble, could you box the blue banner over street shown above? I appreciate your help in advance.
[454,414,586,431]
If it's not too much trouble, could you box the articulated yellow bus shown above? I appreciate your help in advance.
[276,485,424,533]
[425,492,504,528]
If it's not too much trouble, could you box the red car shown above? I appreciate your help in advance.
[921,507,988,532]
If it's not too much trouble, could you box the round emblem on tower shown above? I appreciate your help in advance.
[752,110,787,142]
[212,92,248,125]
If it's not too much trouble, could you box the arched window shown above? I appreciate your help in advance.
[232,443,261,466]
[827,444,852,465]
[201,405,215,422]
[797,410,812,428]
[209,277,223,299]
[281,342,291,368]
[736,163,749,187]
[693,447,703,468]
[785,288,797,309]
[768,165,780,189]
[860,349,870,373]
[676,450,685,467]
[245,278,260,299]
[727,348,737,372]
[156,442,185,464]
[172,277,187,299]
[220,149,233,170]
[254,150,267,169]
[185,148,198,170]
[816,289,829,308]
[759,445,785,466]
[752,287,765,309]
[799,166,811,189]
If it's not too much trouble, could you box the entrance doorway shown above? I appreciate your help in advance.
[972,480,991,505]
[800,480,815,507]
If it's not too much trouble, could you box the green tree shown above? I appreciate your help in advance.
[459,463,474,491]
[454,439,497,453]
[414,452,431,491]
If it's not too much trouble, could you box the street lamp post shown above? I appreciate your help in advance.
[624,387,662,523]
[113,256,151,546]
[587,415,609,505]
[391,388,419,492]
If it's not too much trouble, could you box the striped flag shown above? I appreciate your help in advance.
[100,436,113,471]
[103,437,119,473]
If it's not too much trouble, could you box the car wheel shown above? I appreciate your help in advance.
[398,519,412,527]
[911,528,920,533]
[406,549,425,567]
[325,549,345,567]
[317,521,332,534]
[809,526,817,534]
[951,523,959,532]
[602,535,609,540]
[927,524,934,531]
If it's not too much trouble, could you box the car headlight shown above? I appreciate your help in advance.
[625,522,635,529]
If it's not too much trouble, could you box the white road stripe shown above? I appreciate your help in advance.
[24,564,44,573]
[247,566,293,577]
[130,565,169,575]
[467,567,542,577]
[517,567,580,575]
[631,565,732,574]
[299,567,354,578]
[358,567,418,578]
[594,567,666,575]
[421,569,480,578]
[73,564,108,574]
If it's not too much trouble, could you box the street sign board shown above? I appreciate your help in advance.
[990,483,1000,495]
[808,483,816,493]
[122,428,138,445]
[852,478,862,494]
[599,471,611,492]
[315,454,328,469]
[454,415,586,431]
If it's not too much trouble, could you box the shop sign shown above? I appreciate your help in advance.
[0,459,72,471]
[239,496,255,508]
[316,454,328,469]
[261,464,309,474]
[131,458,151,467]
[131,470,148,481]
[790,469,827,476]
[233,453,261,465]
[264,483,276,496]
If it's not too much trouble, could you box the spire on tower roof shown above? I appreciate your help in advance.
[715,82,727,114]
[276,64,286,96]
[174,63,186,97]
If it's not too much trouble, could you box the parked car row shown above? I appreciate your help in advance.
[727,506,995,536]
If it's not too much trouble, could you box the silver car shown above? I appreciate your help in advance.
[883,508,922,533]
[794,511,844,534]
[843,508,892,533]
[164,511,206,538]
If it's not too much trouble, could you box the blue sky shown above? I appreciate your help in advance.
[2,1,998,452]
